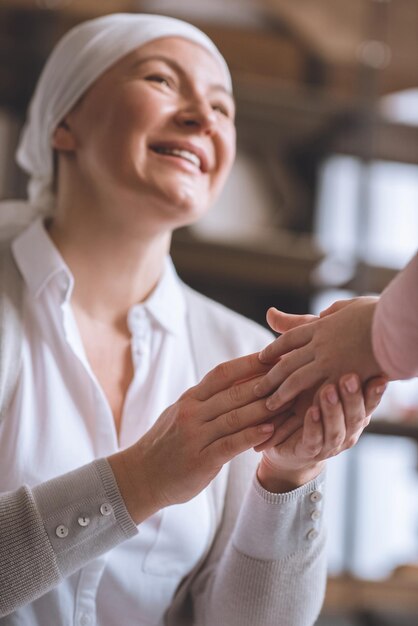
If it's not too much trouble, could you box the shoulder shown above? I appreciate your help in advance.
[181,282,273,355]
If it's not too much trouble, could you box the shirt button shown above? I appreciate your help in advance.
[79,613,91,626]
[307,528,319,541]
[78,515,90,527]
[310,510,321,521]
[309,490,322,503]
[55,524,69,538]
[100,503,112,516]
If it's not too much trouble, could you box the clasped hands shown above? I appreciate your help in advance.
[254,296,387,491]
[110,298,386,524]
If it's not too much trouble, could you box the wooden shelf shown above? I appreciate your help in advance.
[366,419,418,443]
[324,573,418,615]
[171,228,323,293]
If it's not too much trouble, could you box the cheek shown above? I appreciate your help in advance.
[221,126,236,169]
[213,131,236,187]
[96,106,150,169]
[116,86,167,128]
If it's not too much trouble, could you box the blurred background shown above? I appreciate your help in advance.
[1,1,418,624]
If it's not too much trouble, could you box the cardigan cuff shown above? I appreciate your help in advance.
[232,469,326,560]
[32,458,137,577]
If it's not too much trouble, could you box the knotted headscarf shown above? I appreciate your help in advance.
[14,13,231,214]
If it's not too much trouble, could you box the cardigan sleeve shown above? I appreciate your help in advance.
[176,451,327,626]
[372,252,418,380]
[0,458,137,617]
[168,288,326,625]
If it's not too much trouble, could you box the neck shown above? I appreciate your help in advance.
[48,199,171,325]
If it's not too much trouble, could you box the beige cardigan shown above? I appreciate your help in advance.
[0,232,327,625]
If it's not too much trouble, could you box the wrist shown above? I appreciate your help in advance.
[257,456,325,493]
[107,443,160,524]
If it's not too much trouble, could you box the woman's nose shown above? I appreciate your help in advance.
[175,99,217,134]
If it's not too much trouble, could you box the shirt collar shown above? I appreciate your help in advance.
[12,217,186,335]
[141,256,186,336]
[12,217,74,301]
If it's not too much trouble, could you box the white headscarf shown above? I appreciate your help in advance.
[13,13,232,213]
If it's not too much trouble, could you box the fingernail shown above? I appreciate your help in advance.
[266,397,278,411]
[344,375,359,394]
[310,407,320,422]
[258,351,266,362]
[325,386,338,405]
[259,423,274,434]
[254,383,262,396]
[375,384,387,396]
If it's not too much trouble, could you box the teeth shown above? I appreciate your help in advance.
[154,147,201,168]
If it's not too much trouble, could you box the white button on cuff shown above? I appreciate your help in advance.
[100,503,112,516]
[310,510,321,521]
[56,524,69,538]
[307,528,319,541]
[78,515,90,527]
[309,490,322,503]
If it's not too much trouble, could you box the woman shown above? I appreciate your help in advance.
[0,13,385,626]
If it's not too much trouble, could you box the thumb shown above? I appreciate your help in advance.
[266,307,317,333]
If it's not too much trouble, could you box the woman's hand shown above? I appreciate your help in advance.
[254,297,385,411]
[108,352,281,524]
[255,374,387,493]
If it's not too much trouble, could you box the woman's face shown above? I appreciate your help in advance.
[58,36,236,227]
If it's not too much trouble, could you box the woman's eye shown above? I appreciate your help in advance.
[145,75,171,87]
[212,104,230,118]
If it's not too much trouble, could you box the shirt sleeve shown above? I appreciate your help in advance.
[372,252,418,380]
[184,454,327,626]
[0,458,137,617]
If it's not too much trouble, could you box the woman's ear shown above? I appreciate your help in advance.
[51,119,76,152]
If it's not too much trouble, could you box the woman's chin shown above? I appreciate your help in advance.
[156,180,210,223]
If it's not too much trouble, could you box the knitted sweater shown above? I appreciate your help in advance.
[0,237,326,626]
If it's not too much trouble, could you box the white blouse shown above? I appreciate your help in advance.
[0,218,211,626]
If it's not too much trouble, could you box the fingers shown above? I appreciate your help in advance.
[296,377,371,463]
[301,407,324,458]
[316,375,370,458]
[266,307,318,333]
[338,375,368,446]
[199,375,264,421]
[363,376,388,416]
[258,323,314,364]
[204,397,282,445]
[257,361,320,410]
[204,422,275,465]
[193,352,270,402]
[254,411,303,452]
[255,345,314,399]
[318,385,346,457]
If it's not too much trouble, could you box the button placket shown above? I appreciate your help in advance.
[74,557,107,626]
[306,489,322,541]
[79,613,91,626]
[129,308,150,368]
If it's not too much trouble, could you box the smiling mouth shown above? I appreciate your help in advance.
[150,146,202,171]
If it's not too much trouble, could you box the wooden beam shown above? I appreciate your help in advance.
[324,573,418,614]
[171,227,323,293]
[332,120,418,166]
